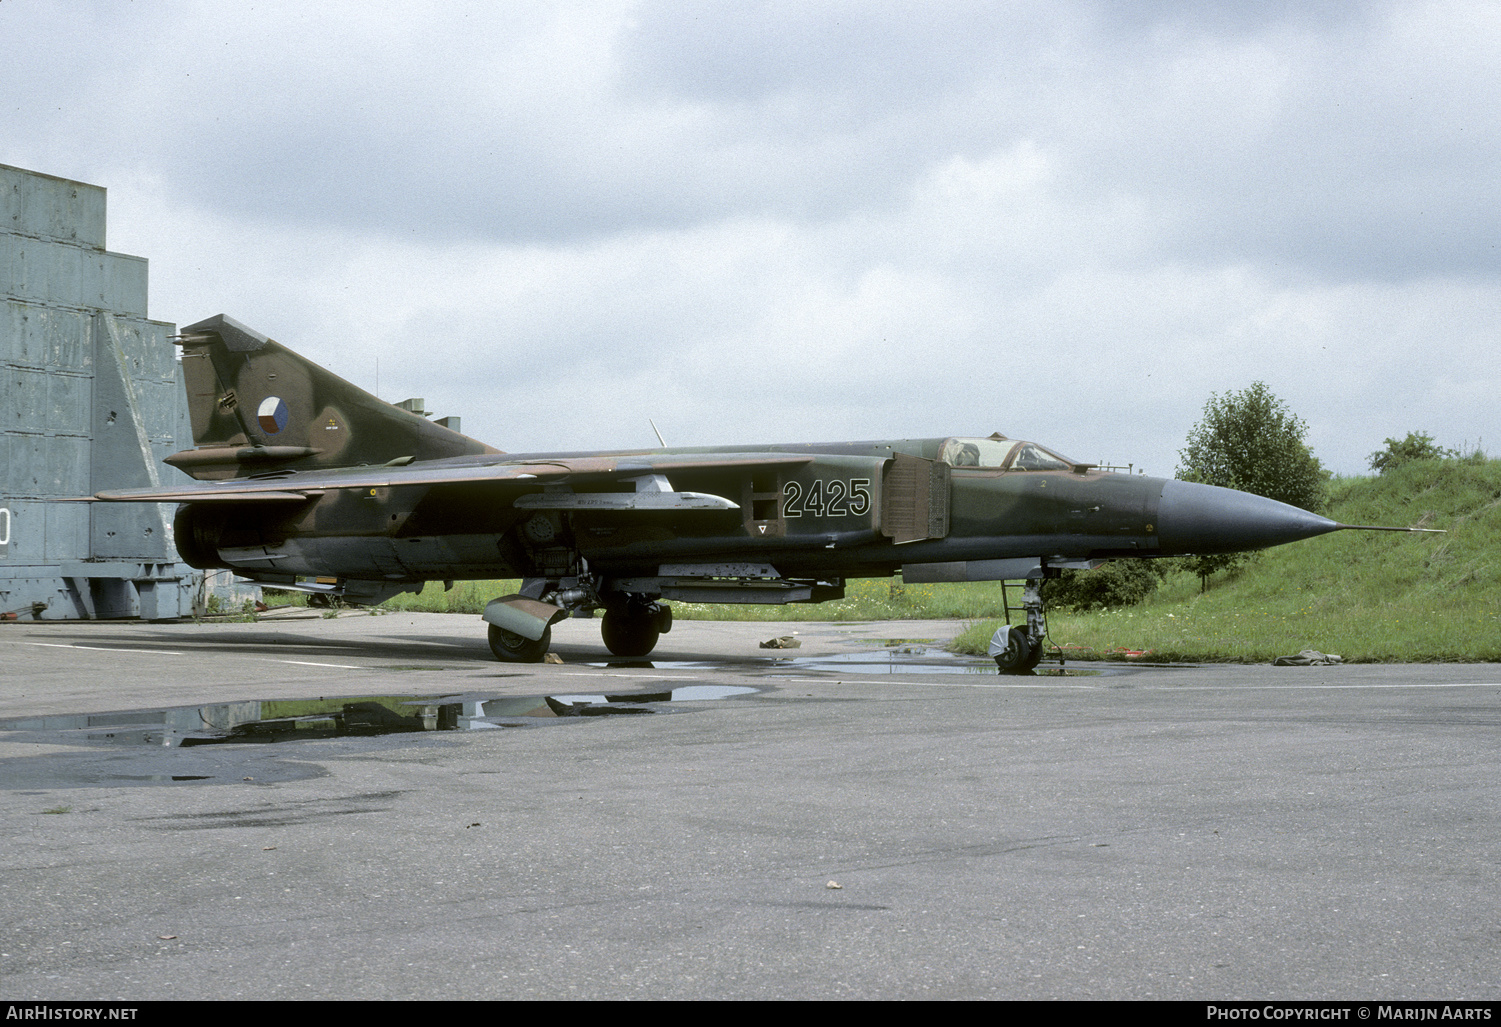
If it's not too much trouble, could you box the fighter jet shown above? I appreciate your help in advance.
[93,315,1424,669]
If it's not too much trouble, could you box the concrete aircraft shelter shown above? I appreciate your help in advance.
[1,163,199,619]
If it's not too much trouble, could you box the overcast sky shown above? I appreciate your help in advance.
[5,0,1498,476]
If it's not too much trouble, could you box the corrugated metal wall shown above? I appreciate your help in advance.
[1,164,201,619]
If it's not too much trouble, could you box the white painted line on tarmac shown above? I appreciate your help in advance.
[828,678,1501,691]
[1158,682,1501,690]
[273,660,363,669]
[742,674,1501,691]
[12,641,367,669]
[17,642,185,655]
[768,676,1084,688]
[561,671,702,679]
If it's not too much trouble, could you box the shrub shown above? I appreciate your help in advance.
[1368,431,1458,474]
[1040,560,1165,611]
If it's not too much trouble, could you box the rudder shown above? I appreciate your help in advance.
[167,314,496,480]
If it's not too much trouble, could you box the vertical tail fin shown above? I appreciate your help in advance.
[166,314,497,480]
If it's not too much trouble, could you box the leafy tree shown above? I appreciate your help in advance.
[1176,382,1329,587]
[1368,431,1457,474]
[1177,381,1329,512]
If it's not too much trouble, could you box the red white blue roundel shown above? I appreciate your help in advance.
[257,396,289,435]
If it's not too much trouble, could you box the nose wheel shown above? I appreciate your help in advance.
[990,625,1044,673]
[991,576,1050,674]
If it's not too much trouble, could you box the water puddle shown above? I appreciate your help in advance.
[580,644,993,674]
[579,645,1109,677]
[0,685,762,751]
[777,651,1112,678]
[780,648,999,675]
[579,648,1110,681]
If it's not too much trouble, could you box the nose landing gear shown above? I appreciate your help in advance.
[990,624,1044,673]
[990,576,1049,674]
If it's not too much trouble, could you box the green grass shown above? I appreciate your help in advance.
[667,579,1018,621]
[377,576,1019,621]
[377,579,514,614]
[953,458,1501,663]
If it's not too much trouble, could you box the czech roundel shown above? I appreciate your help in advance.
[257,396,290,435]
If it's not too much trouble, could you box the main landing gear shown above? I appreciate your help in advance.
[483,575,672,663]
[488,623,552,663]
[600,600,672,658]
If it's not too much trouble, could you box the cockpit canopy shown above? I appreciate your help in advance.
[938,434,1084,472]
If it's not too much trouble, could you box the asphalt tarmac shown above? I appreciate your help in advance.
[1,611,1499,1001]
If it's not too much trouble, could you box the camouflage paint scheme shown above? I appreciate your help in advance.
[95,315,1360,663]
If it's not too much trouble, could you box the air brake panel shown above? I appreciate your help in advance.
[881,453,951,544]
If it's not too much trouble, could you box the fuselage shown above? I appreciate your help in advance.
[173,435,1339,591]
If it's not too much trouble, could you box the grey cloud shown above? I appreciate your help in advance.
[5,0,1498,475]
[12,0,1496,282]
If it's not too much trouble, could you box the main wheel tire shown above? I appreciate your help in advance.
[601,607,661,658]
[993,626,1034,674]
[489,623,551,663]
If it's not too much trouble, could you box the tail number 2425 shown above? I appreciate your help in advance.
[782,479,871,519]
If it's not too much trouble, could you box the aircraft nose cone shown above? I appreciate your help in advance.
[1156,479,1339,555]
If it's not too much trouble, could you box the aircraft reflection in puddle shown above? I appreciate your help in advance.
[585,645,1098,677]
[0,686,760,748]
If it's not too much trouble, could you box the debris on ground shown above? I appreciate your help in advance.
[1272,649,1344,666]
[760,636,802,649]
